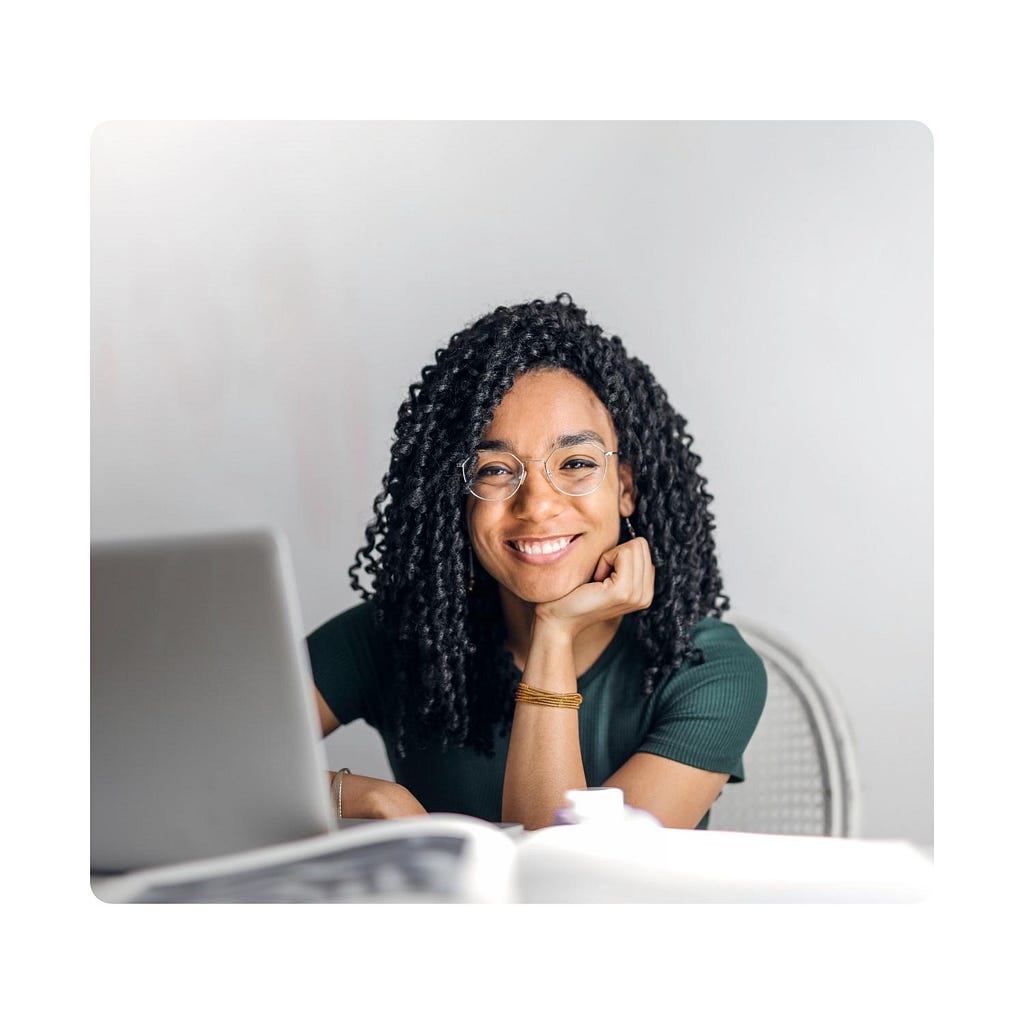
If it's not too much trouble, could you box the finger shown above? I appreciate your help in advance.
[593,551,615,583]
[610,545,638,595]
[608,543,640,606]
[621,538,650,610]
[630,539,644,598]
[643,554,656,607]
[592,543,625,583]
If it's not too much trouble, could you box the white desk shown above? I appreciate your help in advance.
[512,824,933,902]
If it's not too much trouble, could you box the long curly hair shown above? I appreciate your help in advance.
[349,294,728,757]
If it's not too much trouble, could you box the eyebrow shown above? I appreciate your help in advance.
[476,430,607,453]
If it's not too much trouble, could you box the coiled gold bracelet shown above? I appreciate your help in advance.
[515,683,583,709]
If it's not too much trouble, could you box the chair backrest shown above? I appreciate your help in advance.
[709,618,861,837]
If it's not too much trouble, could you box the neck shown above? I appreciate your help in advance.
[500,588,623,678]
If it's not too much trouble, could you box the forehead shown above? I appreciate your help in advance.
[481,369,616,449]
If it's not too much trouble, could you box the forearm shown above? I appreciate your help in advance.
[327,771,427,819]
[501,624,587,830]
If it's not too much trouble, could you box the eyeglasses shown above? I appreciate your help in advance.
[460,441,619,502]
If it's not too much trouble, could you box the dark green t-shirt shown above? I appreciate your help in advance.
[307,603,766,829]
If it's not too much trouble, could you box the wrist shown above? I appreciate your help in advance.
[526,618,578,671]
[522,619,578,695]
[530,610,580,645]
[331,768,351,818]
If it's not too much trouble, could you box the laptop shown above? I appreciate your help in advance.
[90,528,517,902]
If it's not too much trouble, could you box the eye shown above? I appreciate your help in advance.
[471,453,522,480]
[475,463,515,478]
[560,457,599,471]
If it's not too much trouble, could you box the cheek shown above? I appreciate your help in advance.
[588,495,624,542]
[466,504,498,561]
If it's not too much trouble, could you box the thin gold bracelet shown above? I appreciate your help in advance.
[515,683,583,709]
[331,768,351,818]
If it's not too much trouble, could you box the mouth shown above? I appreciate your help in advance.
[505,533,582,564]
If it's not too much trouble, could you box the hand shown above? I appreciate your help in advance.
[328,772,427,819]
[533,536,655,640]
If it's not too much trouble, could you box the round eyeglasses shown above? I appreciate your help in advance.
[460,441,619,501]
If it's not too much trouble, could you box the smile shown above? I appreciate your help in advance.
[505,534,581,563]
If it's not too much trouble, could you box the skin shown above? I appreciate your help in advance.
[316,368,728,827]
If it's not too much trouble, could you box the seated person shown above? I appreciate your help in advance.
[308,294,767,830]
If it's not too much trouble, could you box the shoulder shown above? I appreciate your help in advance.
[308,600,379,645]
[659,615,768,711]
[636,615,767,782]
[306,600,392,683]
[691,615,762,663]
[305,600,392,728]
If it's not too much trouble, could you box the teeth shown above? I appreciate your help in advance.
[513,536,573,555]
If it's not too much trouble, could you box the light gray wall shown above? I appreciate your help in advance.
[91,121,932,844]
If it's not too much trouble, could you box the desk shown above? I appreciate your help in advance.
[512,824,933,902]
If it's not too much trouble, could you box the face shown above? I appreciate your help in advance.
[465,368,635,608]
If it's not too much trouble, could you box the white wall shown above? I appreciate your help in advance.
[91,121,932,844]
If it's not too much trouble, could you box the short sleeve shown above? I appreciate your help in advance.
[305,601,388,729]
[638,618,767,782]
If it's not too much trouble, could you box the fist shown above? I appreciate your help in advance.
[533,537,655,636]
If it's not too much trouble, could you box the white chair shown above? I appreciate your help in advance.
[709,618,861,837]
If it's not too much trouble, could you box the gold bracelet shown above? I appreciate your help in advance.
[331,768,351,818]
[515,683,583,709]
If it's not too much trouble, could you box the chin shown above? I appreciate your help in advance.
[518,584,573,606]
[503,568,593,607]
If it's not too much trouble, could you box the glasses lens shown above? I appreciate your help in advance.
[464,452,523,500]
[546,443,607,495]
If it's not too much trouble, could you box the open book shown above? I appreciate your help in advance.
[93,812,932,904]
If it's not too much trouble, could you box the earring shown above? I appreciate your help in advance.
[625,516,637,540]
[467,546,475,592]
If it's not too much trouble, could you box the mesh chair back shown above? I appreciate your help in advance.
[709,619,861,837]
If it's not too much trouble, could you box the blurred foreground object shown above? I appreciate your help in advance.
[514,826,931,903]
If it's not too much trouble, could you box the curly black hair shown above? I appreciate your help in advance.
[349,294,728,757]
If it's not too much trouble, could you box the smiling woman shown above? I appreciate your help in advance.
[307,294,767,830]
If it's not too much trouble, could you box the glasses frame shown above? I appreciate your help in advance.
[459,441,620,502]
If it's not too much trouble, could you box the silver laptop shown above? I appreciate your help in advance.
[90,528,516,902]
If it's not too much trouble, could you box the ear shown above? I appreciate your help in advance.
[617,460,636,517]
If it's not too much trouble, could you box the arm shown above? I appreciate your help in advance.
[308,606,427,819]
[501,537,654,830]
[603,753,728,829]
[500,622,587,830]
[315,686,342,736]
[606,619,768,828]
[315,689,427,819]
[326,770,427,819]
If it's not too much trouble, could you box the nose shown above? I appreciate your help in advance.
[510,459,566,520]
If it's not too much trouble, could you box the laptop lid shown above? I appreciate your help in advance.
[91,528,335,873]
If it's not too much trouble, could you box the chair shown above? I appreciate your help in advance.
[708,618,861,837]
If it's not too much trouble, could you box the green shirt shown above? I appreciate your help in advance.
[307,603,766,829]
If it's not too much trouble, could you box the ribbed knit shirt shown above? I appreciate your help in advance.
[307,602,767,829]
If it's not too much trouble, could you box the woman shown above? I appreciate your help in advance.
[308,294,766,830]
